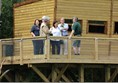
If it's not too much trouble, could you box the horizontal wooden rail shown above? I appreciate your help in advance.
[0,37,118,65]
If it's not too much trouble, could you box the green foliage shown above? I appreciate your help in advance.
[1,0,24,39]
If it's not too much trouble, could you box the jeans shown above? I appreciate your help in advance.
[51,40,60,55]
[32,40,44,55]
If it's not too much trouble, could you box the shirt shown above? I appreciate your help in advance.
[30,25,40,36]
[72,22,82,36]
[58,23,69,36]
[49,27,62,41]
[40,22,49,36]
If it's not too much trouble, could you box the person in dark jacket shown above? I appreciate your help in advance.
[30,19,44,55]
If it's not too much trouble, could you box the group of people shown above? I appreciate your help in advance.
[30,16,82,55]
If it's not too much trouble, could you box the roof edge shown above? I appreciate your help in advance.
[14,0,40,8]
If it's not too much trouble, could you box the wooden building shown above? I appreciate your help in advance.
[0,0,118,82]
[13,0,118,38]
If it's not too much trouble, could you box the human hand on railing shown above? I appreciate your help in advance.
[68,36,71,39]
[33,35,36,37]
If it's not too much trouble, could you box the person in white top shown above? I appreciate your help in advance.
[58,17,69,55]
[49,21,61,55]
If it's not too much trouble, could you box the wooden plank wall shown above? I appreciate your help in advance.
[56,0,111,37]
[112,0,118,37]
[14,0,55,38]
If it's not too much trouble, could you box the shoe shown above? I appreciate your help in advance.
[74,54,78,55]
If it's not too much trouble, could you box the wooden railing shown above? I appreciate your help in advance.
[0,36,118,65]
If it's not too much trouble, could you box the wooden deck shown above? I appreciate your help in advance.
[0,36,118,65]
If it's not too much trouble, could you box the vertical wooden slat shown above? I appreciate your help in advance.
[68,39,72,59]
[20,39,23,65]
[95,38,98,60]
[46,37,50,59]
[105,65,110,82]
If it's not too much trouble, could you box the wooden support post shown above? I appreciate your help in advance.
[15,72,20,82]
[32,65,49,82]
[55,68,70,82]
[4,74,14,82]
[52,65,57,82]
[105,65,110,82]
[95,38,98,60]
[46,37,50,59]
[0,40,2,63]
[54,64,69,82]
[20,39,23,65]
[48,72,51,81]
[68,39,72,59]
[108,67,118,82]
[79,64,84,82]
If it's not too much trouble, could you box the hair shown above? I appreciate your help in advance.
[34,19,42,28]
[73,17,79,22]
[60,17,65,21]
[53,21,58,27]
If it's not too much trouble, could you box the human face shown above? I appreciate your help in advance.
[73,18,76,23]
[35,20,39,26]
[60,18,65,24]
[54,22,58,28]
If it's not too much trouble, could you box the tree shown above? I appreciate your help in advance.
[1,0,24,39]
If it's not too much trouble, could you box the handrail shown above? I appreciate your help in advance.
[0,36,118,65]
[1,36,118,41]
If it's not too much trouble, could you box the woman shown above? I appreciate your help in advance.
[49,21,61,55]
[30,19,43,55]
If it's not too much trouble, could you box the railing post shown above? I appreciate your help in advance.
[68,39,72,59]
[0,40,2,63]
[20,39,23,65]
[46,36,50,59]
[95,38,98,60]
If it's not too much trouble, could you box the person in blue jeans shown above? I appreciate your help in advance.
[30,19,44,55]
[49,21,61,55]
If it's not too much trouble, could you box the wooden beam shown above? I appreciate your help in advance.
[55,68,70,82]
[54,64,69,82]
[4,74,14,82]
[31,65,49,82]
[46,37,50,59]
[48,72,52,81]
[52,65,57,82]
[79,64,84,82]
[105,65,110,82]
[1,69,14,82]
[15,72,20,82]
[108,67,118,82]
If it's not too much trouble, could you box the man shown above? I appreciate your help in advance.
[69,17,82,55]
[58,17,69,55]
[40,16,50,55]
[40,16,50,37]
